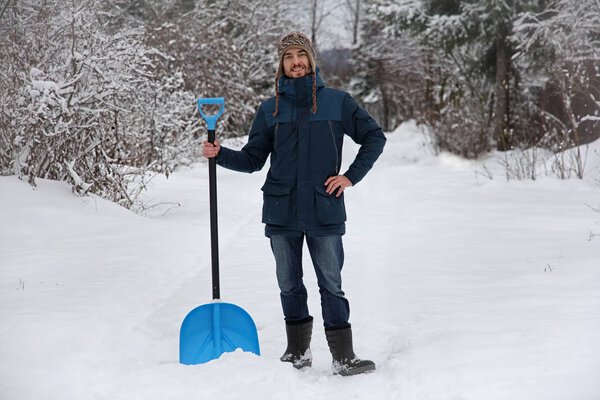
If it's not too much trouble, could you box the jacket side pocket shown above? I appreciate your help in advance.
[261,182,292,225]
[313,185,347,225]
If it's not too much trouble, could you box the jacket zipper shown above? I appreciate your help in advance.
[274,122,279,151]
[328,120,339,174]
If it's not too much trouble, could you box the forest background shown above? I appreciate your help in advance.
[1,0,599,209]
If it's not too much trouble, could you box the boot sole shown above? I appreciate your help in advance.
[293,361,312,369]
[336,363,376,377]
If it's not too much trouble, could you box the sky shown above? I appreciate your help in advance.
[294,0,354,50]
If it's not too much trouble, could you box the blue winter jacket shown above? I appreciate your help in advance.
[216,69,386,236]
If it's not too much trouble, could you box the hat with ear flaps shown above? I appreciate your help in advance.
[273,31,318,117]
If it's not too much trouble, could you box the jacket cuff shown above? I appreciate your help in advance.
[215,146,228,166]
[343,171,358,186]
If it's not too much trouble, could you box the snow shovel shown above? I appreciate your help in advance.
[179,97,260,365]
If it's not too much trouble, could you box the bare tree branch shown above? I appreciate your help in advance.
[0,0,13,21]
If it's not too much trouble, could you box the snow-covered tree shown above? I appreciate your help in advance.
[354,0,560,158]
[352,0,434,131]
[142,0,297,138]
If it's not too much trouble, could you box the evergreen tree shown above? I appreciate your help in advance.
[356,0,553,157]
[353,0,433,131]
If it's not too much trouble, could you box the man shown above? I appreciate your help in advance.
[202,32,386,376]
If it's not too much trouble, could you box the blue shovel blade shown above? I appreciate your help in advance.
[180,302,260,365]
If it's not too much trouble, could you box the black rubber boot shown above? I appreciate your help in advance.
[280,317,313,369]
[325,326,376,376]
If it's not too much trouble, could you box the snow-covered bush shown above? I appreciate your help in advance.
[513,0,600,178]
[1,2,147,204]
[0,1,202,208]
[0,0,299,208]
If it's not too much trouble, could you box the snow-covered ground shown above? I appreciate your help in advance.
[1,122,599,400]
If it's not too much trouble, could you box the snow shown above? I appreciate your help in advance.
[1,121,600,400]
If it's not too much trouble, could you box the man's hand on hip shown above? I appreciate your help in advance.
[324,175,353,197]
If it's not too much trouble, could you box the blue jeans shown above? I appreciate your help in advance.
[269,234,350,329]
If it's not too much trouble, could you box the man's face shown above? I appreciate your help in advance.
[282,47,310,78]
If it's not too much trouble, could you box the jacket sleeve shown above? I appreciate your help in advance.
[340,94,386,185]
[216,107,273,173]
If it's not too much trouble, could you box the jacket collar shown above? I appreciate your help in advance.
[278,67,325,96]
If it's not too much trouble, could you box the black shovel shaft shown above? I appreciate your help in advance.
[208,129,220,300]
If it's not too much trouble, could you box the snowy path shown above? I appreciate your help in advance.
[1,122,599,400]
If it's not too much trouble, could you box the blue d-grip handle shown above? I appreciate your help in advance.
[197,97,225,131]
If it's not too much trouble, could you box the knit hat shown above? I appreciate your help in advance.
[273,32,318,116]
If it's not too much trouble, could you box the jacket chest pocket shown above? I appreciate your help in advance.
[274,123,295,152]
[328,120,340,174]
[261,182,292,225]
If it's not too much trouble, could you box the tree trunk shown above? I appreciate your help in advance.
[381,86,390,131]
[352,0,360,45]
[311,0,318,49]
[494,33,511,150]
